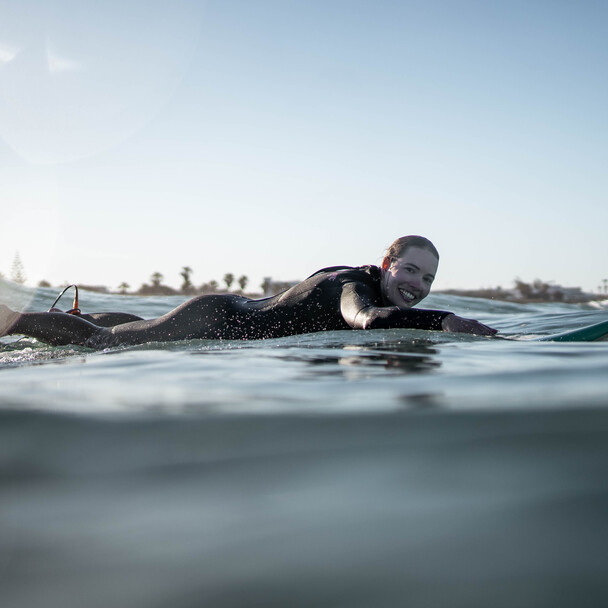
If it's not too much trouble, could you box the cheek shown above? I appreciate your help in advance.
[390,278,402,295]
[389,271,404,286]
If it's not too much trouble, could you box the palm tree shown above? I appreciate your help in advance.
[208,280,219,293]
[237,275,248,292]
[180,266,193,292]
[118,282,130,295]
[150,272,163,288]
[223,273,234,291]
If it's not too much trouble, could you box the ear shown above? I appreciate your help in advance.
[381,256,391,270]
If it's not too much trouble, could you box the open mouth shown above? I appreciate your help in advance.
[399,288,417,303]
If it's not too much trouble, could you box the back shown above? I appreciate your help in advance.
[242,266,382,339]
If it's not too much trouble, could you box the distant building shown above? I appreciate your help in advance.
[512,281,593,303]
[440,279,596,303]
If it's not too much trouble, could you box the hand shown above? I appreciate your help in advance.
[441,313,497,336]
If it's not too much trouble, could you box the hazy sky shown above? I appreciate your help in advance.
[1,0,607,293]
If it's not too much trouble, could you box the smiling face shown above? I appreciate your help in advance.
[380,246,439,308]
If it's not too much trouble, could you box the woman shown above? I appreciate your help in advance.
[1,236,496,348]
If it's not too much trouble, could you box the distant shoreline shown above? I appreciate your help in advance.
[3,276,606,305]
[436,288,602,305]
[76,276,608,305]
[57,284,608,305]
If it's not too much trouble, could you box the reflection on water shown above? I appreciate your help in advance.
[398,391,445,411]
[282,338,442,379]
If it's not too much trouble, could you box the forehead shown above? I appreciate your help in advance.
[392,247,439,274]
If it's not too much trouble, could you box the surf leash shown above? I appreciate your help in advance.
[49,284,81,315]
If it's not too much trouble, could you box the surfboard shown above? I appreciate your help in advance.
[532,319,608,342]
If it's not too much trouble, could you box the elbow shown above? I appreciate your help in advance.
[352,310,377,330]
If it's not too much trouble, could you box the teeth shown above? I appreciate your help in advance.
[399,288,416,301]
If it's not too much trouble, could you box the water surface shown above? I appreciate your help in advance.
[2,281,608,607]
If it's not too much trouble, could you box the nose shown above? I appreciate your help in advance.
[407,274,423,291]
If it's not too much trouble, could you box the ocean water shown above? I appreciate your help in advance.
[2,280,608,608]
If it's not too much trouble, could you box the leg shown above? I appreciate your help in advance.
[49,308,143,327]
[2,295,247,348]
[102,294,245,346]
[80,312,144,327]
[1,305,107,346]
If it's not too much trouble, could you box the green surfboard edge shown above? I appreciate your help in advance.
[533,320,608,342]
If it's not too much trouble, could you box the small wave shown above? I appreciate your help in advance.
[0,277,39,311]
[0,339,87,367]
[583,299,608,311]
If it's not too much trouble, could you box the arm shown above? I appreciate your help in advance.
[340,281,497,335]
[340,282,451,331]
[440,313,497,336]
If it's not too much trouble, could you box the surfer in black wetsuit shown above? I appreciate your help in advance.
[0,236,496,348]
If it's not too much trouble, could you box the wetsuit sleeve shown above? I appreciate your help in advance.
[339,280,451,331]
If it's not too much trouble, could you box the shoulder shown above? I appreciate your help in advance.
[307,265,381,283]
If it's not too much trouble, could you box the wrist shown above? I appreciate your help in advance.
[441,313,455,330]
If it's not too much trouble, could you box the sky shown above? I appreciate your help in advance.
[1,0,607,294]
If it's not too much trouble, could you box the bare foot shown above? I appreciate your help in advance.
[0,304,19,337]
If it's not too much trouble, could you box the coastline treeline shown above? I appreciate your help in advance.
[79,267,296,298]
[3,253,606,302]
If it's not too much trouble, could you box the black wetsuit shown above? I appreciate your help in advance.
[89,265,451,346]
[3,266,452,348]
[221,265,450,338]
